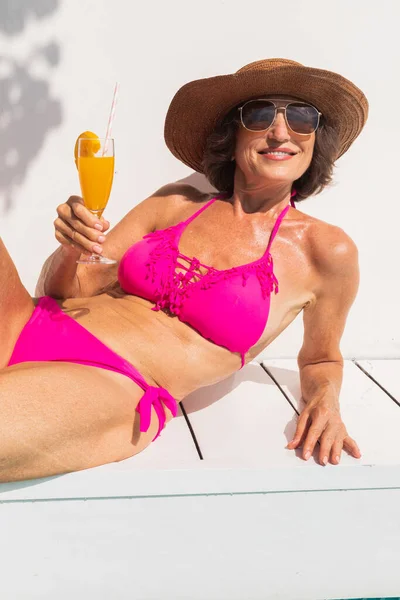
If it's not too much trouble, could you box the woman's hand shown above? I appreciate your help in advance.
[54,196,110,256]
[286,397,361,465]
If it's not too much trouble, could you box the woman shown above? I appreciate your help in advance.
[1,58,367,482]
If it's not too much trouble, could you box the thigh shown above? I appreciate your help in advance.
[0,238,35,368]
[0,361,161,482]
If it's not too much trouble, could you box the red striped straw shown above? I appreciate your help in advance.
[103,82,120,155]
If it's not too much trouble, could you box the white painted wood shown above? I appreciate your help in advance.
[181,361,299,466]
[2,360,400,599]
[262,359,400,465]
[2,463,400,502]
[183,359,400,469]
[356,359,400,402]
[1,491,399,600]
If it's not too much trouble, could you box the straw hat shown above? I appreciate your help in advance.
[164,58,368,173]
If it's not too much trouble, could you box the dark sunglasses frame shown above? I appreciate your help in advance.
[238,99,322,135]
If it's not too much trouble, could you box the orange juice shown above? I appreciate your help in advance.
[77,156,115,217]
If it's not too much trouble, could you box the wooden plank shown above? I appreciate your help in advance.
[180,361,299,466]
[356,359,400,403]
[262,359,400,465]
[1,490,399,600]
[1,463,400,502]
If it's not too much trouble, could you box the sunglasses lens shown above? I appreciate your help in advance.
[241,100,275,131]
[286,103,319,134]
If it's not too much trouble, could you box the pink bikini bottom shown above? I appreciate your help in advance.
[7,296,178,441]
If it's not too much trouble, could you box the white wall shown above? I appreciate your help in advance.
[0,0,399,359]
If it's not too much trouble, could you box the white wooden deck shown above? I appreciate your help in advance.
[0,359,399,600]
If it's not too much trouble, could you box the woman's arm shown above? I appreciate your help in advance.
[286,225,362,465]
[35,243,85,299]
[35,184,194,299]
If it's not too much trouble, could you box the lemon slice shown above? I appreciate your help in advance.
[74,131,101,167]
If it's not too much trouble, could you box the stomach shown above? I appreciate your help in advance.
[57,290,244,400]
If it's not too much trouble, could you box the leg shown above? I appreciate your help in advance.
[0,238,35,368]
[0,361,169,483]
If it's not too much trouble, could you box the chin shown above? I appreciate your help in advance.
[260,164,299,181]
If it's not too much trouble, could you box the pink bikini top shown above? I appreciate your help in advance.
[118,194,293,367]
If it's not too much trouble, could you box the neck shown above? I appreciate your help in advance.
[229,182,293,215]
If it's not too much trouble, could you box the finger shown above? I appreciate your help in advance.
[330,439,343,465]
[286,411,310,449]
[292,423,309,450]
[301,417,329,461]
[100,218,110,232]
[318,424,340,465]
[57,197,83,222]
[286,422,309,450]
[54,215,105,249]
[343,435,362,459]
[54,230,92,256]
[63,196,103,229]
[58,198,110,234]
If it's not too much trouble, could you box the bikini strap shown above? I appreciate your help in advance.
[182,195,219,226]
[181,193,290,253]
[266,204,291,253]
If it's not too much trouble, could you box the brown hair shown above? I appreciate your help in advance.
[201,104,340,201]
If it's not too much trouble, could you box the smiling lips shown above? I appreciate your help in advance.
[259,148,298,161]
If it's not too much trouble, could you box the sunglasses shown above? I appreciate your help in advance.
[238,99,322,135]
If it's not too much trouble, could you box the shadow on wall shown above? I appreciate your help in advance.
[178,172,217,193]
[176,172,216,193]
[0,0,62,213]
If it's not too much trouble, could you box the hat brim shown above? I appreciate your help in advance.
[164,64,368,173]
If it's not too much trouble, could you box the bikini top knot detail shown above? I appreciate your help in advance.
[118,195,291,368]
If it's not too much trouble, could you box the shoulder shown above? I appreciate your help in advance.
[150,183,216,229]
[312,222,358,276]
[292,206,359,274]
[298,210,359,298]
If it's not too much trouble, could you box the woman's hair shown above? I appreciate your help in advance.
[201,104,340,201]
